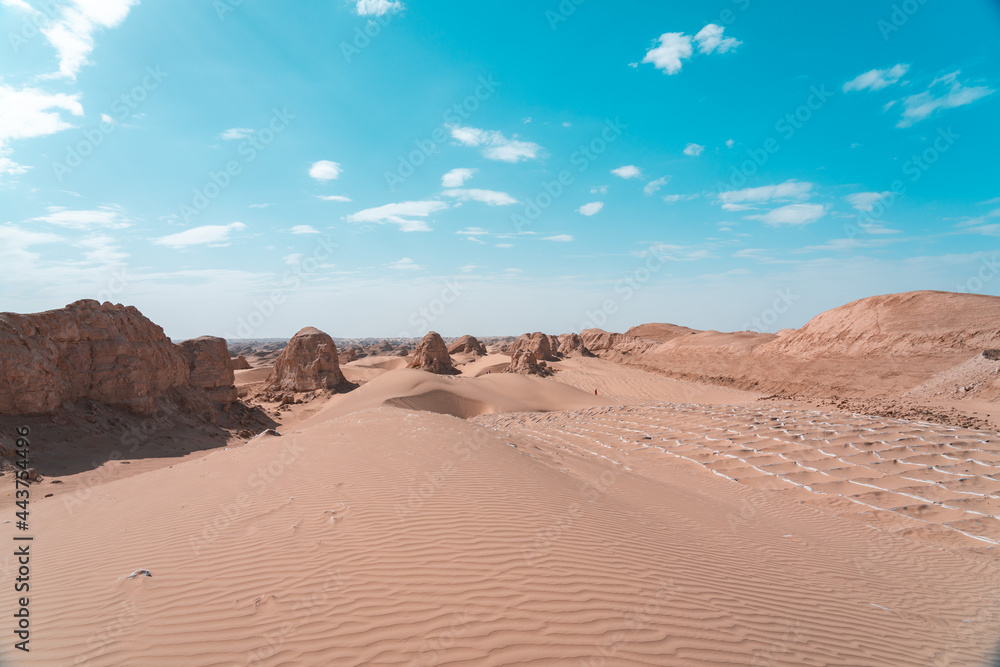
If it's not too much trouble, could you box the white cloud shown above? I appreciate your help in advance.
[220,127,253,140]
[346,200,447,232]
[746,203,826,226]
[32,205,131,229]
[591,185,608,194]
[355,0,402,16]
[154,222,247,248]
[693,24,741,54]
[441,188,517,206]
[459,264,482,273]
[718,180,813,211]
[290,225,320,235]
[642,25,740,75]
[662,193,699,204]
[725,139,734,148]
[642,32,693,75]
[639,243,710,261]
[0,85,83,145]
[896,72,994,127]
[309,160,342,181]
[643,176,670,195]
[843,64,909,92]
[495,242,513,248]
[683,143,704,157]
[447,125,541,162]
[441,167,476,188]
[611,165,641,179]
[543,234,573,242]
[41,0,139,79]
[844,191,892,212]
[456,227,490,236]
[385,257,422,271]
[577,202,604,216]
[317,194,351,202]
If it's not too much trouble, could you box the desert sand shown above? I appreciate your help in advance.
[2,291,1000,665]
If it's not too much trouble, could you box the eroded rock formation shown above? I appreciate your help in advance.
[262,327,345,393]
[408,332,459,374]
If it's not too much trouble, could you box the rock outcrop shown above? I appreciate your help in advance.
[556,333,595,357]
[179,336,238,404]
[509,332,559,361]
[408,332,459,374]
[448,335,487,356]
[505,349,552,376]
[231,354,251,370]
[0,300,194,415]
[262,327,345,393]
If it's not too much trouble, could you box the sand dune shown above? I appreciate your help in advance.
[6,403,997,666]
[296,367,610,421]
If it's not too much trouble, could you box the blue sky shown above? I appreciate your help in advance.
[1,0,998,339]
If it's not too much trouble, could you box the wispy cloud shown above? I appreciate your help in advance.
[317,194,351,202]
[843,64,909,92]
[346,200,447,232]
[718,180,813,211]
[577,202,604,216]
[447,125,541,163]
[683,143,704,157]
[845,191,892,212]
[441,188,518,206]
[643,176,670,195]
[385,257,422,271]
[154,222,247,248]
[543,234,573,242]
[39,0,139,79]
[896,71,994,127]
[662,193,699,204]
[441,168,476,187]
[32,205,131,229]
[220,127,253,140]
[746,203,826,226]
[290,225,320,234]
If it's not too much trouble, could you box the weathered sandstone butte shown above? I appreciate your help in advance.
[0,300,236,415]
